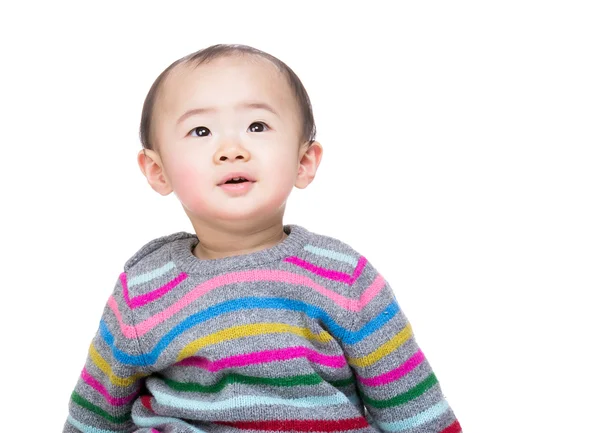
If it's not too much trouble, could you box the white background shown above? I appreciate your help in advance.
[1,1,599,431]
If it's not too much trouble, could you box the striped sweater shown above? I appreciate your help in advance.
[64,224,461,433]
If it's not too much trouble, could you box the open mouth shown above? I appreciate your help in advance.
[224,177,250,184]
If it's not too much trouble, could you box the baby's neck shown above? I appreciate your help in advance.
[191,222,288,260]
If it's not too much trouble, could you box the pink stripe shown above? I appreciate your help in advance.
[177,346,346,372]
[108,296,138,338]
[357,349,425,387]
[121,271,188,309]
[283,256,368,285]
[108,269,386,339]
[81,368,139,405]
[284,257,354,284]
[352,256,368,283]
[358,274,386,307]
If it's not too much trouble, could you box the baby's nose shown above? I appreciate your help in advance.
[214,143,250,163]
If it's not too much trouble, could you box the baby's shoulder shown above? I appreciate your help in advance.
[299,228,365,271]
[123,231,195,273]
[299,228,381,286]
[304,229,361,256]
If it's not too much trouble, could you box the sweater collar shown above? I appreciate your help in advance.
[169,224,310,275]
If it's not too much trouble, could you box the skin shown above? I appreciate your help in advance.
[137,54,323,260]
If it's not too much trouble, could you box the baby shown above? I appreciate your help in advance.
[64,44,461,433]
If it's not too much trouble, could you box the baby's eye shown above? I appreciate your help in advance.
[248,122,269,133]
[190,126,211,137]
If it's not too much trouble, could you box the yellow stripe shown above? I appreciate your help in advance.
[348,324,413,367]
[177,323,333,361]
[89,344,146,387]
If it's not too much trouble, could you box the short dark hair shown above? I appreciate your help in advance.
[139,44,317,151]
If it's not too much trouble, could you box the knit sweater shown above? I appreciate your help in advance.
[64,224,461,433]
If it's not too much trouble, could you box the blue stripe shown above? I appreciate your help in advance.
[101,297,399,366]
[303,245,358,266]
[132,414,208,432]
[378,400,450,432]
[67,416,120,433]
[129,262,176,287]
[151,384,354,410]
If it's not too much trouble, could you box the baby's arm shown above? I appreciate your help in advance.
[340,258,461,433]
[63,274,148,433]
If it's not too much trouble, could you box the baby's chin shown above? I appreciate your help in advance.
[219,205,284,222]
[193,203,285,224]
[179,188,291,223]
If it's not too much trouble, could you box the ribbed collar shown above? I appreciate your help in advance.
[169,224,311,275]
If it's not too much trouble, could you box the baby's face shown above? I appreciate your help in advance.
[152,55,305,226]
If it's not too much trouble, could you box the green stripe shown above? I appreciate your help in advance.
[330,376,355,387]
[162,372,355,393]
[71,392,130,424]
[360,373,438,409]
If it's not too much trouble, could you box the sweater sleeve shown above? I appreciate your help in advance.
[339,257,461,433]
[63,273,149,433]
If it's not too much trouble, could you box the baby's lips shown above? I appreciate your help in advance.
[218,172,257,185]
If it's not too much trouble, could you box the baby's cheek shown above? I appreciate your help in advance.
[170,163,209,200]
[170,157,200,182]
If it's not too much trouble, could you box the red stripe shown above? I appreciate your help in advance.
[440,420,462,433]
[215,417,369,432]
[141,395,153,412]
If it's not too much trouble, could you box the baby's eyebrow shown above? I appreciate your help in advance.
[177,102,280,124]
[242,102,279,117]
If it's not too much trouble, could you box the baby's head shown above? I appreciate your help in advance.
[140,44,317,152]
[137,44,323,232]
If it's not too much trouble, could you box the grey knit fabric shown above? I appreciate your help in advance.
[64,224,460,433]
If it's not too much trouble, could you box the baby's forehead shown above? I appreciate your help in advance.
[151,54,304,137]
[160,55,290,105]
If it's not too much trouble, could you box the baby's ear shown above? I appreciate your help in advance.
[295,141,323,189]
[137,149,173,196]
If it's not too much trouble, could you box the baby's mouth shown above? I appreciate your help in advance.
[218,177,256,195]
[224,177,250,184]
[218,173,257,186]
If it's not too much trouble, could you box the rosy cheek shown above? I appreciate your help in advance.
[169,162,206,191]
